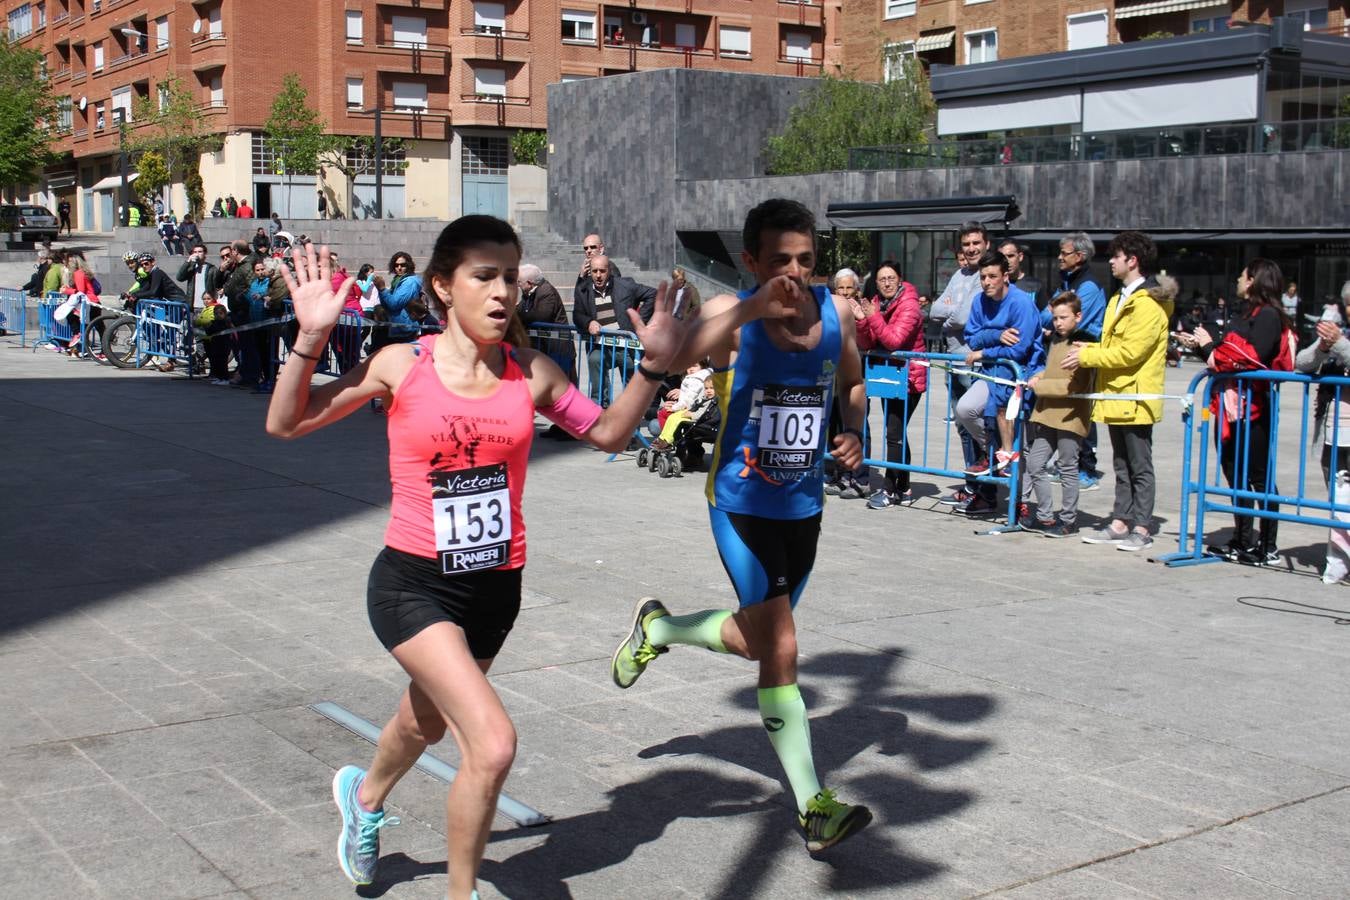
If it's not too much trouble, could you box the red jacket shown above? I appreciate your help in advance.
[855,282,927,393]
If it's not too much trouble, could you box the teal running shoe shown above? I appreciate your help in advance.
[610,597,669,689]
[332,765,400,885]
[799,788,872,852]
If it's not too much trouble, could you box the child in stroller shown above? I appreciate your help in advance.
[637,363,720,477]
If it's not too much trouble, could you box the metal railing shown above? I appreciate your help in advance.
[850,117,1350,170]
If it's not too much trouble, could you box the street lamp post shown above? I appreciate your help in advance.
[372,106,383,220]
[114,109,130,227]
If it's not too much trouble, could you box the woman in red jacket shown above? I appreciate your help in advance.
[1181,258,1294,565]
[855,260,928,508]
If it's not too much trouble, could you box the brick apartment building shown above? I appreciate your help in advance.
[5,0,843,231]
[842,0,1347,84]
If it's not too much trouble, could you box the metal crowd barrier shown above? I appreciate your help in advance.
[0,288,26,345]
[1158,369,1350,567]
[137,299,193,370]
[33,292,86,353]
[524,322,646,407]
[863,350,1029,532]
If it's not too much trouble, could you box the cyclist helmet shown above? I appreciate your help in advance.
[121,252,138,264]
[137,252,155,265]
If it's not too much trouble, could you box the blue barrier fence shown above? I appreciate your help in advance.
[863,350,1028,531]
[1159,368,1350,567]
[137,299,192,369]
[33,292,86,353]
[0,288,25,344]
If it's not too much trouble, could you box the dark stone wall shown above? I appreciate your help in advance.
[547,69,812,270]
[674,150,1350,233]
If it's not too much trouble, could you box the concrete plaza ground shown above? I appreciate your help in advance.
[1,340,1347,899]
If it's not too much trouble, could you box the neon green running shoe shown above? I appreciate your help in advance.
[799,788,872,852]
[611,597,670,689]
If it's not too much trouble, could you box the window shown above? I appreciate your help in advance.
[391,80,428,110]
[154,16,168,50]
[965,28,996,64]
[156,82,168,110]
[91,42,103,70]
[603,16,622,43]
[784,31,812,61]
[346,77,363,110]
[36,2,45,29]
[473,1,505,35]
[346,143,407,176]
[1284,0,1328,32]
[473,66,506,97]
[110,85,132,122]
[560,73,591,82]
[884,0,915,18]
[462,135,508,176]
[674,23,695,48]
[57,95,72,130]
[94,103,104,130]
[345,9,362,43]
[1190,14,1229,33]
[561,9,594,43]
[7,4,33,38]
[391,16,427,48]
[883,41,914,83]
[719,25,750,57]
[209,73,223,107]
[1066,11,1107,50]
[208,7,221,36]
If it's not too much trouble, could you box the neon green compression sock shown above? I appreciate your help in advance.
[647,609,731,652]
[758,683,821,814]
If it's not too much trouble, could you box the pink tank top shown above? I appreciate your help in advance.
[384,336,535,573]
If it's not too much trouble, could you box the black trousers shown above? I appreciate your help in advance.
[1218,411,1278,550]
[882,391,924,493]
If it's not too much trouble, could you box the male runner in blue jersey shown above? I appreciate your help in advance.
[611,198,871,851]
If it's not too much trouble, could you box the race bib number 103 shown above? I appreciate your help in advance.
[431,463,511,574]
[757,384,825,471]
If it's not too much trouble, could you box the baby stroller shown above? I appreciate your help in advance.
[636,395,721,478]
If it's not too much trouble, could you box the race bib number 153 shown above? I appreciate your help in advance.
[431,463,511,574]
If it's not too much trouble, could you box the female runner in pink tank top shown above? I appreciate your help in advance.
[265,217,801,899]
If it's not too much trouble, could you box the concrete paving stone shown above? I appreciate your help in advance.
[72,833,239,899]
[23,781,172,849]
[0,797,57,855]
[146,638,270,681]
[25,619,140,662]
[1086,837,1301,899]
[180,808,337,892]
[1227,712,1350,777]
[992,867,1156,898]
[0,697,62,749]
[110,679,237,726]
[196,670,316,714]
[1179,818,1350,898]
[7,849,104,900]
[75,714,305,780]
[487,664,622,714]
[185,613,289,646]
[36,692,157,741]
[1084,756,1326,821]
[126,767,272,829]
[74,652,186,692]
[0,740,112,797]
[214,739,346,813]
[1234,787,1350,852]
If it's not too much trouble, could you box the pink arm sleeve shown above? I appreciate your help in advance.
[539,382,602,437]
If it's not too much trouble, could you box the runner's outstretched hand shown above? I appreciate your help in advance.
[744,274,808,322]
[279,244,354,337]
[627,280,685,369]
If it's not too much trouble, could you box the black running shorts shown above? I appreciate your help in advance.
[367,547,522,659]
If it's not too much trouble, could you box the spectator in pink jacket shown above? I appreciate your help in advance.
[855,260,928,508]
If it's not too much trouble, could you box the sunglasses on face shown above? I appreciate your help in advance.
[583,244,600,251]
[393,262,408,269]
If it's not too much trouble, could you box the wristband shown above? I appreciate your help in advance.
[843,427,864,444]
[636,361,665,382]
[290,347,322,362]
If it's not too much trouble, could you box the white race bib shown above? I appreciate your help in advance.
[430,463,511,573]
[756,384,825,471]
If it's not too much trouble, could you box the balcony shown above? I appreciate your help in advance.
[70,69,86,83]
[350,42,451,76]
[456,28,530,63]
[376,0,448,7]
[189,32,228,71]
[346,107,451,140]
[776,0,823,28]
[51,66,72,83]
[600,38,716,70]
[457,93,530,127]
[777,54,823,77]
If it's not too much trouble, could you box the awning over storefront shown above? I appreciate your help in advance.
[915,30,956,53]
[826,195,1020,231]
[89,172,138,192]
[46,174,77,190]
[1115,0,1223,20]
[1011,229,1350,242]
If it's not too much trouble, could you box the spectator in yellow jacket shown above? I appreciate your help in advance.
[1062,231,1171,553]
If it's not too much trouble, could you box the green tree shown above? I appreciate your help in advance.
[510,129,547,167]
[264,73,339,216]
[764,60,934,176]
[135,150,171,203]
[0,37,60,198]
[128,74,221,218]
[317,135,407,219]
